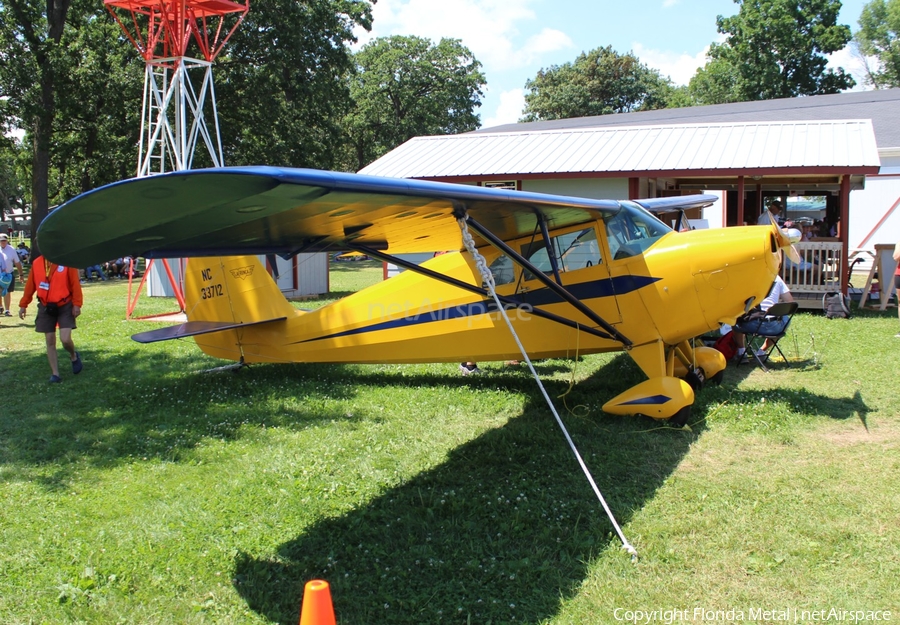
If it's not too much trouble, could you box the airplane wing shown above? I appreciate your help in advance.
[37,167,618,267]
[38,166,719,267]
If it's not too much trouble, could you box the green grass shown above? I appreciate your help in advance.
[1,265,899,624]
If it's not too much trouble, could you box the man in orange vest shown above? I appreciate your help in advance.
[18,252,85,383]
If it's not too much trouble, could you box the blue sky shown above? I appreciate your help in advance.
[354,0,872,128]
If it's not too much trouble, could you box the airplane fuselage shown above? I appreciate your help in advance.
[187,222,779,371]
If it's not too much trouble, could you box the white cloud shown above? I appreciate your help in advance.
[524,28,573,55]
[827,44,876,91]
[632,42,709,85]
[481,88,526,129]
[662,0,679,7]
[353,0,571,70]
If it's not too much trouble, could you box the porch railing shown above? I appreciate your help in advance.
[779,241,843,308]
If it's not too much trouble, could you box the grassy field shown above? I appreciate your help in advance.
[1,260,899,624]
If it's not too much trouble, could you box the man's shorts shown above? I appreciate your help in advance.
[734,315,789,337]
[35,302,77,333]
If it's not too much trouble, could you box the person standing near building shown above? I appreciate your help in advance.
[18,251,84,383]
[0,233,26,317]
[757,200,783,226]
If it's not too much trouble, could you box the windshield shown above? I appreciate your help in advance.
[603,202,672,260]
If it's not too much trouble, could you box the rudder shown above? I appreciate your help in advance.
[184,255,299,324]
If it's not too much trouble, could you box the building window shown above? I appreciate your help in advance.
[482,180,519,190]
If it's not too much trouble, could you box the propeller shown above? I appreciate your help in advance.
[772,223,801,264]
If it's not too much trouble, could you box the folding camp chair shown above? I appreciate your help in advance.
[737,301,799,372]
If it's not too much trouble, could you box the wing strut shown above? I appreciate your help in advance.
[349,244,618,342]
[456,215,638,561]
[462,216,632,347]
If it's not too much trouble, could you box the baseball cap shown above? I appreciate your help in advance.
[0,234,8,240]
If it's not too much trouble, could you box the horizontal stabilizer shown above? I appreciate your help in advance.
[132,317,287,344]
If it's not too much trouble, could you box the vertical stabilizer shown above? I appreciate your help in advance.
[183,255,300,323]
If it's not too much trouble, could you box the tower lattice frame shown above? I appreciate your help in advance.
[106,0,249,315]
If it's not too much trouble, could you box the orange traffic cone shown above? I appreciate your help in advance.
[299,579,336,625]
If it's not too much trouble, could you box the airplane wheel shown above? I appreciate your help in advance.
[684,370,704,393]
[668,405,691,428]
[710,370,724,386]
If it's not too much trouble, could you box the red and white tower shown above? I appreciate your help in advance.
[106,0,249,175]
[106,0,249,312]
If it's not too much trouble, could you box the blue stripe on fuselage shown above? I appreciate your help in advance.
[296,274,660,344]
[515,275,659,307]
[618,394,671,405]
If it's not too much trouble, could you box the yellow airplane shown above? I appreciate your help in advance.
[39,166,794,426]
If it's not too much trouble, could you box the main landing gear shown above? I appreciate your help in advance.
[668,405,692,428]
[670,364,724,427]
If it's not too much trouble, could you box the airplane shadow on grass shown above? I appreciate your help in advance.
[0,342,869,624]
[230,353,869,625]
[232,353,694,624]
[711,331,871,427]
[232,349,879,624]
[717,356,872,429]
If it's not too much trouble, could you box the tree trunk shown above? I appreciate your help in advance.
[20,0,71,256]
[30,81,54,257]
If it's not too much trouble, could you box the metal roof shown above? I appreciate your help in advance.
[478,88,900,150]
[359,119,880,180]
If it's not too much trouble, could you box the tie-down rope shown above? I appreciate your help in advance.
[457,217,638,561]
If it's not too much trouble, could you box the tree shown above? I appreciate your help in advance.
[0,0,77,247]
[0,1,141,236]
[215,0,373,171]
[520,46,676,122]
[340,35,485,171]
[1,0,373,243]
[686,54,743,105]
[0,135,28,221]
[696,0,854,103]
[49,15,143,200]
[855,0,900,87]
[664,85,696,109]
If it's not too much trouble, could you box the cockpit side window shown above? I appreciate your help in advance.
[559,227,601,270]
[603,202,672,260]
[520,226,603,280]
[488,254,516,285]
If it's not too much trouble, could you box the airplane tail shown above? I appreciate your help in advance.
[182,255,299,325]
[131,255,298,352]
